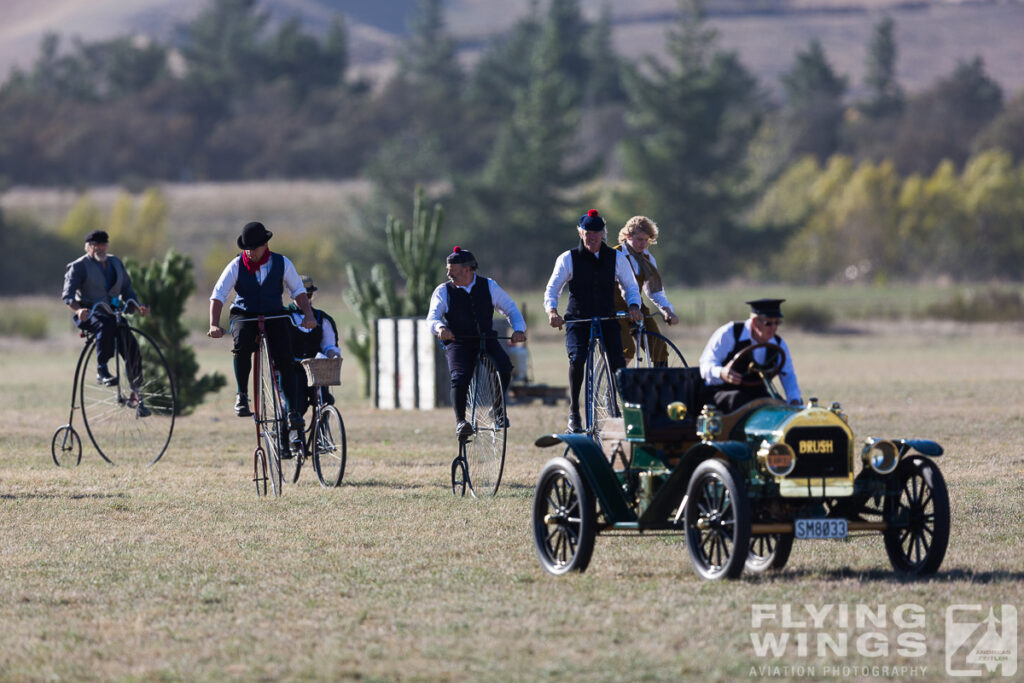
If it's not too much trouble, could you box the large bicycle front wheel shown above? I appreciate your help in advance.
[312,404,347,487]
[255,337,284,497]
[464,353,507,497]
[79,327,175,466]
[635,329,688,368]
[585,341,618,443]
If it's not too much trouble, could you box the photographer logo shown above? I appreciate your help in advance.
[945,604,1017,677]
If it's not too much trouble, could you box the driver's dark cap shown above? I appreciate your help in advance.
[746,298,785,318]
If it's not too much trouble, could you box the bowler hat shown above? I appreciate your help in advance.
[300,275,317,293]
[237,221,273,249]
[85,230,109,244]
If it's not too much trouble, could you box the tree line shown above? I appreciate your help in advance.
[1,0,1022,286]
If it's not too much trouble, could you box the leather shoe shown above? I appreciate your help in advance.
[234,393,253,417]
[96,367,117,386]
[136,402,152,418]
[566,413,583,434]
[455,420,473,438]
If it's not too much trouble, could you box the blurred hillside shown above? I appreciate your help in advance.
[2,1,1023,95]
[2,0,1023,291]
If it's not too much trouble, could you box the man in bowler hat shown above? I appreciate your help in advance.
[208,222,316,446]
[427,246,526,437]
[62,229,151,411]
[699,298,802,413]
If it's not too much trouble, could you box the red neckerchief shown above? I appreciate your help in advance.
[241,249,271,274]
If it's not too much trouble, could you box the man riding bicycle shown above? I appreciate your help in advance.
[544,209,643,434]
[207,221,316,446]
[427,246,526,438]
[61,229,152,414]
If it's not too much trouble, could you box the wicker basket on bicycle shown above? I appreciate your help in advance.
[300,358,343,387]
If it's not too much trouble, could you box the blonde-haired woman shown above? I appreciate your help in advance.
[613,216,679,365]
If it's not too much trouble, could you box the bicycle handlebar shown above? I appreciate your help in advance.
[227,314,296,334]
[89,298,142,317]
[562,312,628,326]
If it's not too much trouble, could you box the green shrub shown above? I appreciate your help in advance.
[784,303,835,332]
[126,250,227,415]
[0,311,48,339]
[926,287,1024,322]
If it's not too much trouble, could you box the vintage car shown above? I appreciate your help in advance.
[531,343,950,580]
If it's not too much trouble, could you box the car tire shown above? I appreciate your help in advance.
[684,458,751,580]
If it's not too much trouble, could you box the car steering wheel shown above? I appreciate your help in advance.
[724,342,787,387]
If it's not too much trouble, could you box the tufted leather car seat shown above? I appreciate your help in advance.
[615,367,705,443]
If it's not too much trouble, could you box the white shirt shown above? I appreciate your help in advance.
[699,319,802,403]
[426,275,527,337]
[290,310,342,358]
[209,254,306,308]
[622,248,674,314]
[543,247,643,313]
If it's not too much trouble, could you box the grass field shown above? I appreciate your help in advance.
[1,303,1023,680]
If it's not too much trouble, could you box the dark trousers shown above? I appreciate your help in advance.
[75,313,143,388]
[444,339,513,422]
[230,310,302,416]
[294,382,334,418]
[565,319,626,417]
[710,385,769,414]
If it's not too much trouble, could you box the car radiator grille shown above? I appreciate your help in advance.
[784,426,849,479]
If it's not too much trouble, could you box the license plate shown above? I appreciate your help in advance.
[794,518,848,539]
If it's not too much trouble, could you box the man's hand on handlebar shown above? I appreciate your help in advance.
[75,308,91,322]
[628,304,643,323]
[548,310,564,330]
[665,311,679,326]
[511,330,527,344]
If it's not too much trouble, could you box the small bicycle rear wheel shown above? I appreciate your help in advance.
[254,447,269,496]
[451,454,468,497]
[312,404,347,487]
[79,328,176,466]
[51,425,82,467]
[464,353,506,496]
[255,337,284,498]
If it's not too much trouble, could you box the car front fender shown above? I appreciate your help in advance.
[534,433,635,523]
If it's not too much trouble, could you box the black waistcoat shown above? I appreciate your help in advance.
[723,321,782,365]
[444,277,494,339]
[233,253,285,314]
[566,242,617,319]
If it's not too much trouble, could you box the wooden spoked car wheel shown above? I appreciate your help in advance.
[883,456,950,574]
[532,457,596,575]
[684,459,751,580]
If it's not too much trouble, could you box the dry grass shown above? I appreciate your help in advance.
[1,314,1023,680]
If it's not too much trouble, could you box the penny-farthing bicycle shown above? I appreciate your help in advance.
[451,335,509,498]
[279,357,347,488]
[51,298,176,467]
[629,316,688,368]
[231,314,298,498]
[564,315,626,449]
